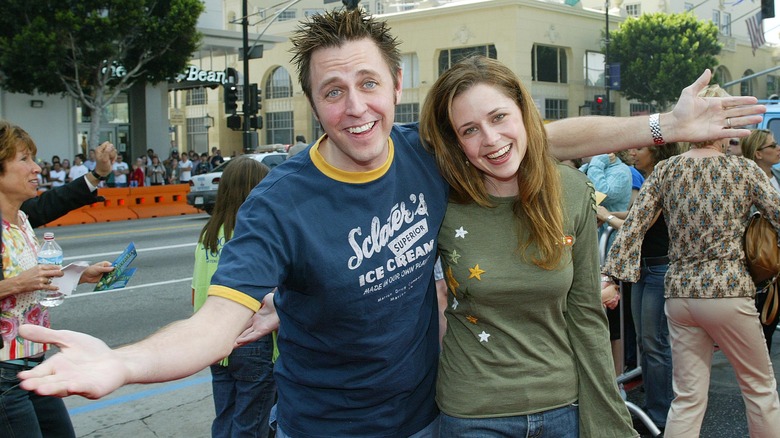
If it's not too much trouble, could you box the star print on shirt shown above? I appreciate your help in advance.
[469,264,485,280]
[445,267,460,295]
[467,315,478,324]
[449,250,461,264]
[452,297,459,310]
[478,331,491,342]
[455,227,468,238]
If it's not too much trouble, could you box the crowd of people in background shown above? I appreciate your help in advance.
[33,146,231,189]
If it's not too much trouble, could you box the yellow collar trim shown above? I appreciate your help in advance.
[309,135,394,184]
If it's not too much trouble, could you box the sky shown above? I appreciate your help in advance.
[766,16,780,44]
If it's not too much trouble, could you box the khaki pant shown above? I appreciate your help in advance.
[665,297,780,437]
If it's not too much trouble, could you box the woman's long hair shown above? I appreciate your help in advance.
[420,56,565,269]
[199,156,270,252]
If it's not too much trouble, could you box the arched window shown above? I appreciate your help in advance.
[713,66,731,86]
[741,69,755,97]
[265,67,293,99]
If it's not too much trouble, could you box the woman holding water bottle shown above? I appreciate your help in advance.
[0,120,113,437]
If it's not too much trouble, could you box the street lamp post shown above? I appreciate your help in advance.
[604,1,610,116]
[242,0,253,153]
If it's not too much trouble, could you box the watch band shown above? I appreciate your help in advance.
[606,215,616,224]
[91,169,108,181]
[649,113,665,145]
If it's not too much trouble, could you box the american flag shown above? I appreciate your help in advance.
[747,11,766,55]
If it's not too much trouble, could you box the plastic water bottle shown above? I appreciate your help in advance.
[37,232,64,307]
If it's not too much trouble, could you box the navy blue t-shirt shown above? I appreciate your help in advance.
[210,124,448,437]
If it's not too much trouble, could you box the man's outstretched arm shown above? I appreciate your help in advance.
[18,296,254,399]
[547,69,765,160]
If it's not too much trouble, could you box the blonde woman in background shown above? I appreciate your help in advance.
[741,129,780,354]
[604,86,780,437]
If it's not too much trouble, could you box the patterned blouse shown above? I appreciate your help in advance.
[1,211,49,360]
[603,155,780,299]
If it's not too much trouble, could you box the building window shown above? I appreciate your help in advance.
[532,45,567,84]
[360,1,370,13]
[304,9,324,18]
[438,45,497,76]
[741,70,755,97]
[375,0,384,14]
[544,99,568,120]
[186,88,206,106]
[227,12,238,32]
[712,10,721,31]
[399,0,415,11]
[278,10,296,21]
[721,12,731,36]
[266,111,294,145]
[265,67,293,99]
[629,102,653,115]
[311,113,324,141]
[584,51,605,87]
[625,3,641,17]
[186,117,209,153]
[768,75,779,98]
[401,53,420,89]
[395,103,419,124]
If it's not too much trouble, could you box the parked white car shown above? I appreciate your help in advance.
[186,152,287,214]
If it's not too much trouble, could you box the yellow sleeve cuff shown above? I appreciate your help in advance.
[207,285,262,312]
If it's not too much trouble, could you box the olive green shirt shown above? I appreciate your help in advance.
[437,164,636,437]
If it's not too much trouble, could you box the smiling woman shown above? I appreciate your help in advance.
[0,119,113,437]
[419,56,637,437]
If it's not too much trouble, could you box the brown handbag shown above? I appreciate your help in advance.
[744,212,780,324]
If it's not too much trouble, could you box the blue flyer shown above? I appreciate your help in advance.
[94,243,137,291]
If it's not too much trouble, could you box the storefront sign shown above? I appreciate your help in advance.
[174,66,234,85]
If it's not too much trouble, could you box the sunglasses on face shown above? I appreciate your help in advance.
[758,142,778,151]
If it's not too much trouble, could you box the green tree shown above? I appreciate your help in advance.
[0,0,204,148]
[607,13,720,110]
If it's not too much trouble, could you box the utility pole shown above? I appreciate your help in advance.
[604,0,610,116]
[241,0,252,153]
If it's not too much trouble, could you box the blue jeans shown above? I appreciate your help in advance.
[631,264,674,427]
[0,365,75,438]
[275,416,439,438]
[210,335,276,438]
[439,403,578,437]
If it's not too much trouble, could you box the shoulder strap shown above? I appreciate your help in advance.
[761,280,780,325]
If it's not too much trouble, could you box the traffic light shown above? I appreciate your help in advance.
[249,115,263,130]
[762,0,775,19]
[593,95,605,115]
[227,114,242,130]
[224,84,238,115]
[247,83,262,115]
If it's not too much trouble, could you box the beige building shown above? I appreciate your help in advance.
[175,0,780,155]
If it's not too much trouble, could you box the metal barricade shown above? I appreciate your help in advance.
[600,225,663,437]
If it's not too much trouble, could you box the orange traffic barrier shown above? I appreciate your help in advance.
[43,205,98,227]
[39,185,201,227]
[128,184,200,218]
[87,187,138,222]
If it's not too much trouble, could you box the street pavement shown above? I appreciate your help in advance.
[63,336,780,437]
